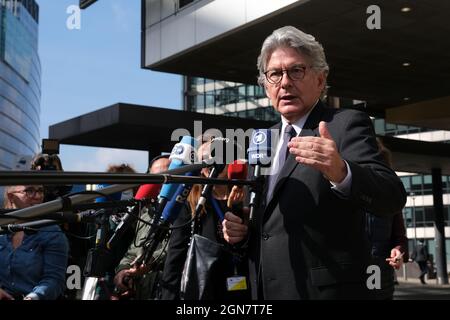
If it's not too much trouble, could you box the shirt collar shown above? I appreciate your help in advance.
[280,99,319,135]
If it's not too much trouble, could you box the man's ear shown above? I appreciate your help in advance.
[316,71,326,91]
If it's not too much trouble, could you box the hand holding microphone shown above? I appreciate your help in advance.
[227,185,244,209]
[222,160,249,245]
[222,210,248,245]
[226,159,248,210]
[114,263,150,291]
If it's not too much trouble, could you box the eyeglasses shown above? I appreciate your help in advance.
[11,187,45,198]
[264,65,309,84]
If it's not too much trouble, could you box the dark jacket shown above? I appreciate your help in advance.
[161,201,249,300]
[248,102,407,300]
[411,243,428,262]
[366,212,409,261]
[115,208,167,299]
[366,212,409,300]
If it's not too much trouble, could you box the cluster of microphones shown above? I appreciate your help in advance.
[0,130,274,274]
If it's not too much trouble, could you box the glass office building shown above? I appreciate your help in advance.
[183,76,279,122]
[0,0,41,171]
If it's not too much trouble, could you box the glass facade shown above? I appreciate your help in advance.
[373,117,436,137]
[372,117,450,230]
[184,76,279,121]
[0,0,41,171]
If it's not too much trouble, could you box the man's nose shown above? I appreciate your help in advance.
[280,70,293,88]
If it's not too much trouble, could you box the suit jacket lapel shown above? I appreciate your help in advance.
[264,101,325,211]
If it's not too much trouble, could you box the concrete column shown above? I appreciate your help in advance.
[432,168,449,284]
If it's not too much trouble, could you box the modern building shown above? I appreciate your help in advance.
[0,0,41,171]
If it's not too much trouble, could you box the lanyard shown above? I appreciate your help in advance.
[209,196,225,222]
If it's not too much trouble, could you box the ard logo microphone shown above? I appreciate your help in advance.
[247,129,274,221]
[248,129,273,167]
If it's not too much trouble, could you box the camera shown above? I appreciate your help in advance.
[41,139,60,155]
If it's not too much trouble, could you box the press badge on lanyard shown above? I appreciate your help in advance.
[227,275,248,291]
[226,252,248,291]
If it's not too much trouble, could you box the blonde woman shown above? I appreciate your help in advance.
[0,185,68,300]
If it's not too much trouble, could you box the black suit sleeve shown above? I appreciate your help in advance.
[336,110,407,216]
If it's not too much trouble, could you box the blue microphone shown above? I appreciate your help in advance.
[155,136,198,215]
[133,170,199,267]
[160,171,198,225]
[95,184,122,203]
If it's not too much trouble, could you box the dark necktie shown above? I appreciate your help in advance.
[284,124,297,160]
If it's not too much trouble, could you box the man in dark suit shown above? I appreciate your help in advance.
[222,26,406,300]
[410,240,429,284]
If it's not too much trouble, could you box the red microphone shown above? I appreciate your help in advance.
[227,159,248,180]
[226,160,248,215]
[135,184,162,200]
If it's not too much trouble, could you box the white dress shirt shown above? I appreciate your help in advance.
[266,102,352,204]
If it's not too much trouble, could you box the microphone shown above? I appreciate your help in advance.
[133,171,198,266]
[135,183,162,200]
[93,184,125,250]
[226,159,249,216]
[248,129,273,167]
[95,184,122,203]
[108,136,198,250]
[247,129,273,221]
[0,208,106,234]
[135,136,236,265]
[107,206,141,250]
[192,137,230,219]
[44,209,107,224]
[160,171,197,224]
[227,159,248,181]
[0,219,60,235]
[106,185,162,251]
[155,136,198,214]
[106,184,161,250]
[0,183,137,226]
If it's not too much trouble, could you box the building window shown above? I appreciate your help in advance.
[403,207,412,227]
[423,175,433,193]
[401,176,411,191]
[411,175,423,194]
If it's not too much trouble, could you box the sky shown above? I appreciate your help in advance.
[36,0,182,173]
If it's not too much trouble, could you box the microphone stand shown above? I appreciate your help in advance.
[81,209,114,300]
[192,164,225,234]
[248,165,264,222]
[0,176,253,226]
[0,219,61,235]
